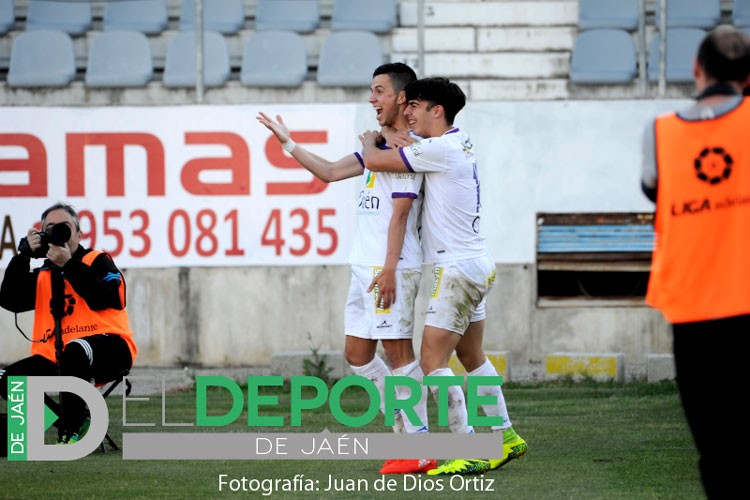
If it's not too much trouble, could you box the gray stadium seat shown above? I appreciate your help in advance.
[180,0,245,35]
[7,29,76,87]
[648,29,706,83]
[0,0,14,34]
[317,31,383,87]
[255,0,320,33]
[25,0,92,36]
[578,0,638,31]
[85,30,153,87]
[735,0,750,28]
[655,0,720,29]
[570,29,637,84]
[103,0,168,35]
[331,0,397,33]
[241,30,307,87]
[163,30,230,87]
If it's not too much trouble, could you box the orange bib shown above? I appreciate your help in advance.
[648,98,750,323]
[32,250,137,363]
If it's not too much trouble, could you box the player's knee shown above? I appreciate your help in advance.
[344,347,371,367]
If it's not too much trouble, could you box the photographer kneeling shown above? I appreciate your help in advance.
[0,202,137,443]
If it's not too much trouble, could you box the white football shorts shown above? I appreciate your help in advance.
[344,264,422,340]
[424,253,496,335]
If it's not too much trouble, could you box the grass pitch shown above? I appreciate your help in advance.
[2,379,702,499]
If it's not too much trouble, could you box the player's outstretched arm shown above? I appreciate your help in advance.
[359,130,410,173]
[257,112,363,182]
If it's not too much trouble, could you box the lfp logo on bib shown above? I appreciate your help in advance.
[6,376,109,461]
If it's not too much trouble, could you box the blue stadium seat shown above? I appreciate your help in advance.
[735,0,750,28]
[331,0,397,33]
[0,0,14,34]
[103,0,168,35]
[180,0,245,35]
[570,29,637,84]
[241,30,307,87]
[655,0,720,29]
[255,0,320,33]
[25,0,92,36]
[85,30,153,88]
[7,29,76,87]
[317,31,383,87]
[578,0,638,31]
[163,30,230,87]
[648,29,706,83]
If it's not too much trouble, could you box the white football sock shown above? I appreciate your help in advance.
[427,367,473,434]
[392,359,429,433]
[350,355,404,433]
[467,358,511,431]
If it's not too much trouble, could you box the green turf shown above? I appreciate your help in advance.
[2,380,703,499]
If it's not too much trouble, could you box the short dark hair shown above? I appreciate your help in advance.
[372,63,417,93]
[405,77,466,124]
[697,25,750,84]
[41,202,80,231]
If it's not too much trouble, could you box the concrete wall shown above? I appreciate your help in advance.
[0,262,671,378]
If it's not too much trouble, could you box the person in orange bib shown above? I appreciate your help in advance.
[642,26,750,499]
[0,202,136,443]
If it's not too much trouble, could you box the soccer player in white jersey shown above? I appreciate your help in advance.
[360,77,528,476]
[257,63,435,475]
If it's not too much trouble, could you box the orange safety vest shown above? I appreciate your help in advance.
[648,98,750,323]
[31,250,137,363]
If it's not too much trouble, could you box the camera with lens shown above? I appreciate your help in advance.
[18,223,72,259]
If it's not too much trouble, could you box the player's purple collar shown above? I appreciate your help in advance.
[444,127,460,135]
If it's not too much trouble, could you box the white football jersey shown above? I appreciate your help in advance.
[398,128,486,263]
[347,150,423,269]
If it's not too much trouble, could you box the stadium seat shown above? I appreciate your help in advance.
[85,31,153,88]
[317,31,383,87]
[25,0,92,36]
[331,0,397,33]
[255,0,320,33]
[655,0,720,29]
[163,30,230,87]
[7,29,76,87]
[570,29,637,84]
[735,0,750,28]
[578,0,638,31]
[241,30,307,87]
[103,0,168,35]
[179,0,245,35]
[0,0,14,34]
[648,29,705,83]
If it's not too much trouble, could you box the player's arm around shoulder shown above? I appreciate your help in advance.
[359,130,410,173]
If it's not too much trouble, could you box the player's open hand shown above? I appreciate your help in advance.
[359,130,381,148]
[256,112,291,143]
[380,127,414,148]
[368,268,396,310]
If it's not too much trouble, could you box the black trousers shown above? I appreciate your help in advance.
[672,314,750,500]
[0,334,132,438]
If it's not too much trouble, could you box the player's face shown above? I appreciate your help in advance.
[42,209,81,254]
[369,74,402,127]
[404,99,435,137]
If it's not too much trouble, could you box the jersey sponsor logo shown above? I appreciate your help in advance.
[408,142,423,157]
[365,170,376,189]
[358,191,380,212]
